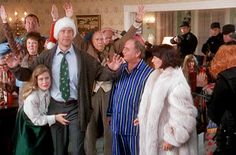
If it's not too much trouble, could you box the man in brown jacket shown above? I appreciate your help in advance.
[5,16,122,155]
[84,5,144,155]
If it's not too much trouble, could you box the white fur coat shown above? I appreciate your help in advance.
[138,67,198,155]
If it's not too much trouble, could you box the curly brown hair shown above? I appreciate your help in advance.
[25,32,44,55]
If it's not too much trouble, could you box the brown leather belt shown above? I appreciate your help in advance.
[51,98,77,104]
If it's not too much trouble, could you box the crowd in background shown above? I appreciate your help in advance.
[0,2,236,155]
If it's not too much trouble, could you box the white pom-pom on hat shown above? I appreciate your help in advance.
[46,42,56,49]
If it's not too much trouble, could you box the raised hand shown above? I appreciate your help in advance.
[197,72,208,87]
[135,5,144,22]
[4,53,21,68]
[63,2,73,18]
[0,5,8,23]
[51,4,59,21]
[107,54,123,71]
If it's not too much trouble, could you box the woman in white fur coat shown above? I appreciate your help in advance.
[134,44,198,155]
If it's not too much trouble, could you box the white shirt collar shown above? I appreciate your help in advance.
[56,45,74,56]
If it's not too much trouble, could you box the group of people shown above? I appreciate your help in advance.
[0,2,122,155]
[170,17,236,155]
[207,31,236,155]
[170,19,235,62]
[0,2,235,155]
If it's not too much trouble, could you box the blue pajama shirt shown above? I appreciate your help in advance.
[107,59,153,155]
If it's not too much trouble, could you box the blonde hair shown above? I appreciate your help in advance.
[22,65,50,100]
[182,54,199,82]
[210,45,236,79]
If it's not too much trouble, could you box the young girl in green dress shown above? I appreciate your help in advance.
[14,65,68,155]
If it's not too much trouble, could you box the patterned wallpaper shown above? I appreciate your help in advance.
[0,0,209,40]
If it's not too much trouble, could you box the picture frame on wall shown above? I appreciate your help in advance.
[76,15,101,37]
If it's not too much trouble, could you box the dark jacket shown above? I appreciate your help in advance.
[11,45,118,131]
[207,67,236,127]
[201,33,224,55]
[207,67,236,154]
[170,32,198,59]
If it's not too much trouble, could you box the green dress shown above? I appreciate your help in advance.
[13,107,53,155]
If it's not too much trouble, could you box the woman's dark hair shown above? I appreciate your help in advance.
[150,44,181,69]
[25,32,44,54]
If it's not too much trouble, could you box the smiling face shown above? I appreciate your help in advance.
[26,38,39,56]
[24,16,39,32]
[57,27,74,50]
[37,71,51,91]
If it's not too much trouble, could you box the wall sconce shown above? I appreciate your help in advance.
[8,11,27,36]
[145,16,155,29]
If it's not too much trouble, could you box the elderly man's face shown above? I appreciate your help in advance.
[122,39,140,63]
[92,32,105,52]
[57,27,74,49]
[24,16,39,32]
[103,30,114,45]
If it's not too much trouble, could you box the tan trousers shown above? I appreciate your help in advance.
[85,88,112,155]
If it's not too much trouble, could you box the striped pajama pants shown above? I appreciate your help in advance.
[112,133,139,155]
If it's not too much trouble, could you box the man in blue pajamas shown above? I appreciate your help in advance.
[107,39,153,155]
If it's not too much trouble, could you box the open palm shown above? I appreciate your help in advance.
[107,54,123,71]
[0,5,8,23]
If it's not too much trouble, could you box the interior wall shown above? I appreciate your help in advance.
[0,0,212,40]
